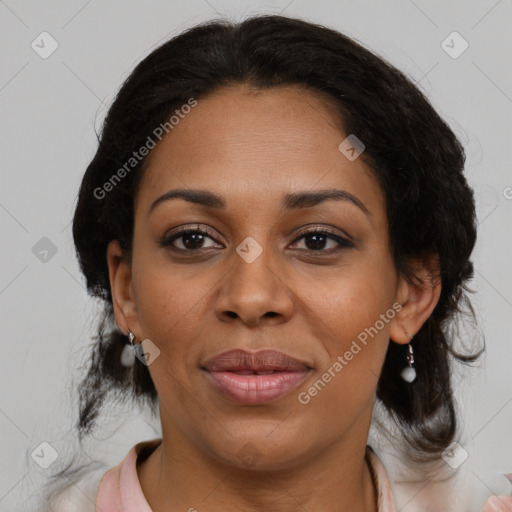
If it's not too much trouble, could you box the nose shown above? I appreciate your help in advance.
[214,242,294,327]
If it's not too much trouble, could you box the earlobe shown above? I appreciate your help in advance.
[106,240,140,336]
[390,255,442,345]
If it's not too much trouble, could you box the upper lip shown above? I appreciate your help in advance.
[202,349,312,372]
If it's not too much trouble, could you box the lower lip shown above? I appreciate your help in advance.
[205,370,311,404]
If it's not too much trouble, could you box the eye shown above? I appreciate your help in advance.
[159,224,354,254]
[289,227,354,253]
[159,224,221,252]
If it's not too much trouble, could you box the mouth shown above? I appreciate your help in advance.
[201,349,312,404]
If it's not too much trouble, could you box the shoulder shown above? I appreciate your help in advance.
[374,446,478,512]
[49,438,162,512]
[47,465,109,512]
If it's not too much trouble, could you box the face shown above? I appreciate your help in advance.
[108,84,418,470]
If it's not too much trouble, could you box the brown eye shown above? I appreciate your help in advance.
[290,228,354,253]
[160,226,221,252]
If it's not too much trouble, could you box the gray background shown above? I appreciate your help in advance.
[1,0,511,510]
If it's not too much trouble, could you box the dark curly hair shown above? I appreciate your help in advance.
[69,13,481,466]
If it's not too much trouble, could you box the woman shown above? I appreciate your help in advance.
[45,13,511,512]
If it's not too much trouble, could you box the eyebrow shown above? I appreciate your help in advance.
[148,188,371,217]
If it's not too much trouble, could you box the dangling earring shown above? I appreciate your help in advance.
[400,323,417,383]
[120,329,136,368]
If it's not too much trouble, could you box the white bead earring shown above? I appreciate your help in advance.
[120,329,136,368]
[400,323,417,383]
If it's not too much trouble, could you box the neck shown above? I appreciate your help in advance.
[138,417,377,512]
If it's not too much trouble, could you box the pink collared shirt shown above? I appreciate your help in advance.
[95,438,397,511]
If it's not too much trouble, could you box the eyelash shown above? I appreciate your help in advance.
[159,224,354,255]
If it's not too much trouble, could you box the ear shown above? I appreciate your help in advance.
[106,239,141,338]
[389,254,442,345]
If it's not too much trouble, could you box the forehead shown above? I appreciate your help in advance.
[136,84,383,219]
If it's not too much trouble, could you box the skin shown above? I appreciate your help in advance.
[107,84,442,512]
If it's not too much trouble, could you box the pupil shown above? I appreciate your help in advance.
[306,234,326,250]
[183,233,204,249]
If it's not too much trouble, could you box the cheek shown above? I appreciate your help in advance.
[299,292,392,432]
[301,252,396,399]
[307,251,397,347]
[131,260,210,417]
[131,254,211,364]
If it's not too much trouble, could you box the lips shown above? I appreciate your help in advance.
[203,349,311,373]
[202,349,312,404]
